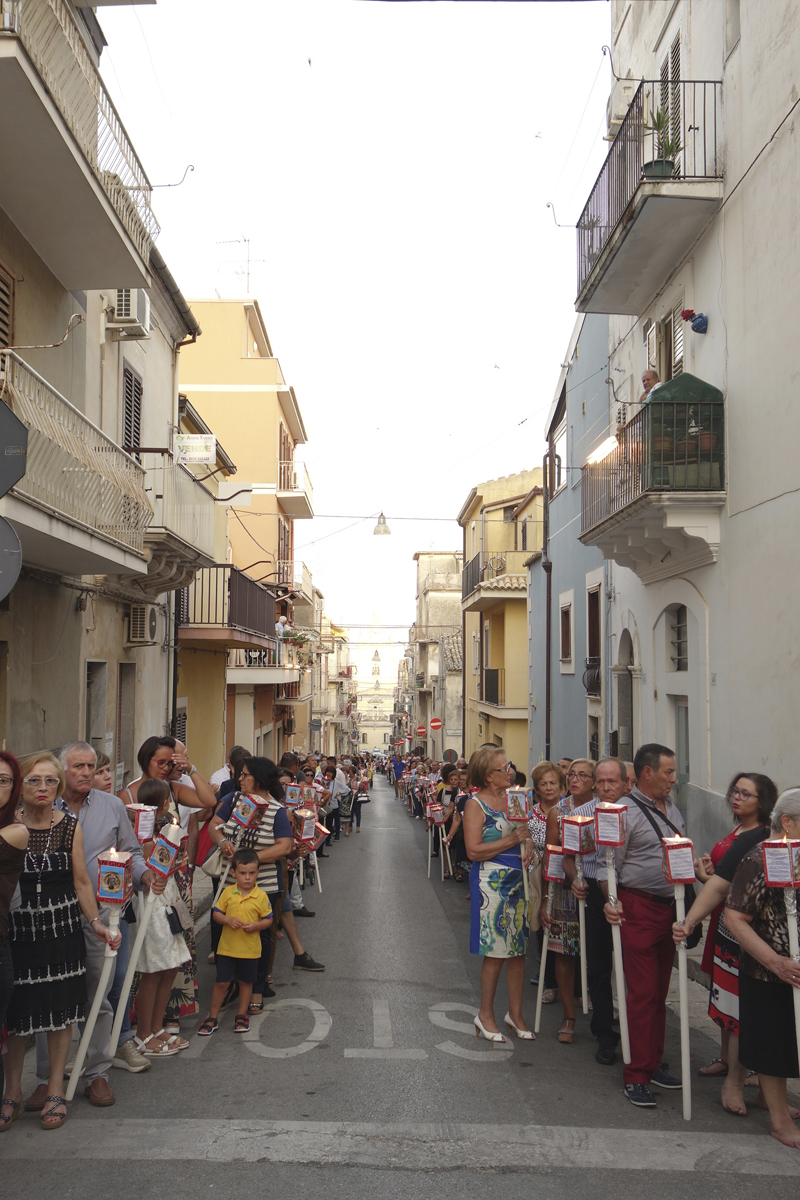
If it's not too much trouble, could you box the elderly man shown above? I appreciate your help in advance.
[562,757,627,1065]
[27,742,164,1111]
[638,368,660,405]
[601,743,684,1108]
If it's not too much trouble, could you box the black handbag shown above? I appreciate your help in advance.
[630,796,703,949]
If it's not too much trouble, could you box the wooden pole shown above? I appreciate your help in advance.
[606,848,631,1064]
[534,882,554,1034]
[67,910,120,1101]
[674,882,692,1121]
[576,856,589,1016]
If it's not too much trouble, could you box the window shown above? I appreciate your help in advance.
[174,700,188,743]
[587,588,601,660]
[0,262,14,348]
[660,32,681,155]
[560,606,572,662]
[122,363,142,459]
[520,518,528,552]
[503,505,516,523]
[670,605,688,671]
[483,621,490,669]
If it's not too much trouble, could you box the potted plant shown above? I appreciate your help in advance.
[642,107,682,178]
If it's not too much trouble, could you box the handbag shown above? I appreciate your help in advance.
[200,844,226,878]
[630,796,703,949]
[166,895,193,933]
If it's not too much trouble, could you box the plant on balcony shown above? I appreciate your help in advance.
[642,107,682,178]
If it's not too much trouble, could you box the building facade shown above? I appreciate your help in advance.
[407,552,463,762]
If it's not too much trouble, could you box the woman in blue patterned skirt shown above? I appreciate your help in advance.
[463,746,535,1043]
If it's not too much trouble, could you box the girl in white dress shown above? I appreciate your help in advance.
[132,780,191,1058]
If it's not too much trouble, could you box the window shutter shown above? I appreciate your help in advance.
[670,33,682,146]
[521,519,528,552]
[0,264,14,349]
[123,364,142,458]
[671,301,684,376]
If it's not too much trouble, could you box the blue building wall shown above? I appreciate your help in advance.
[529,314,610,767]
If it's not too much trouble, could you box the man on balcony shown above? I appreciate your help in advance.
[639,369,661,405]
[275,614,288,663]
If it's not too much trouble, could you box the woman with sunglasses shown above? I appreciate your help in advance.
[2,752,118,1131]
[673,772,778,1116]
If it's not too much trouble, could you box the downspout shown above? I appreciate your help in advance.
[542,454,553,763]
[170,592,180,737]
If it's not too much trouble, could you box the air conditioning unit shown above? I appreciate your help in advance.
[606,77,638,138]
[284,716,296,736]
[127,603,158,646]
[107,289,150,339]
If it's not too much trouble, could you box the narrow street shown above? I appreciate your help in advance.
[3,774,798,1194]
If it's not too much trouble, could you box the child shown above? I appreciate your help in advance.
[132,778,192,1057]
[197,849,272,1035]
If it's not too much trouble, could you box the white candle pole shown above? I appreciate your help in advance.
[314,850,322,894]
[427,822,432,879]
[442,833,453,878]
[606,847,631,1064]
[576,856,589,1016]
[212,828,242,907]
[534,882,554,1034]
[783,888,800,1072]
[440,825,445,882]
[106,888,156,1056]
[66,909,120,1101]
[674,882,692,1121]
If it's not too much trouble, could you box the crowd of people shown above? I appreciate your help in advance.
[389,744,800,1149]
[0,739,373,1132]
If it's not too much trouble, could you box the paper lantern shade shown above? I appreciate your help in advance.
[543,844,566,882]
[231,794,270,830]
[594,803,628,847]
[562,813,595,855]
[505,788,533,823]
[293,808,318,844]
[146,823,188,878]
[126,804,156,844]
[662,836,696,885]
[311,822,331,852]
[431,804,446,826]
[284,786,302,808]
[97,849,133,905]
[762,839,800,888]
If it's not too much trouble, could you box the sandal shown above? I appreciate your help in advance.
[0,1098,20,1131]
[542,988,558,1005]
[248,1001,264,1014]
[454,872,464,882]
[196,1017,219,1037]
[234,1015,250,1033]
[136,1033,180,1057]
[156,1028,189,1051]
[557,1018,575,1044]
[698,1057,728,1077]
[40,1095,67,1130]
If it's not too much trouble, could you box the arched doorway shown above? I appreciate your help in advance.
[617,630,634,762]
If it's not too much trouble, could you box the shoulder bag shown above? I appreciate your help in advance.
[630,796,703,949]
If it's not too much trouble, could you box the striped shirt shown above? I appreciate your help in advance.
[221,794,292,894]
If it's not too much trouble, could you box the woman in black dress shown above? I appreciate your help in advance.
[2,752,118,1131]
[0,752,27,1126]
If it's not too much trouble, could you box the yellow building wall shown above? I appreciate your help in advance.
[178,647,228,781]
[503,601,529,708]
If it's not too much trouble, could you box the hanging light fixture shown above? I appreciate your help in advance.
[373,512,391,535]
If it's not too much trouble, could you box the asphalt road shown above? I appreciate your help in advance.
[5,774,800,1193]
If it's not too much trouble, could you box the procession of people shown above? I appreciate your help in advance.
[1,736,799,1151]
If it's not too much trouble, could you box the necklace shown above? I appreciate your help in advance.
[23,804,56,909]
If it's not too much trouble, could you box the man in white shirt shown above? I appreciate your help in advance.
[210,746,246,792]
[275,614,288,663]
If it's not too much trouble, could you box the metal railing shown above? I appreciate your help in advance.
[1,0,159,262]
[483,668,505,706]
[582,657,601,697]
[278,558,312,598]
[462,550,530,600]
[142,452,215,558]
[577,79,722,295]
[277,680,304,700]
[581,398,725,534]
[179,565,276,639]
[277,458,313,498]
[0,350,152,554]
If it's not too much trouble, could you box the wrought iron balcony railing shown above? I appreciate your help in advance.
[179,565,276,640]
[582,657,601,697]
[577,79,722,295]
[483,667,505,706]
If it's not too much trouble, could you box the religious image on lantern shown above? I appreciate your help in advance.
[505,788,533,823]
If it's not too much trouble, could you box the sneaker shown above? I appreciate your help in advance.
[624,1083,657,1107]
[112,1038,152,1073]
[293,951,325,972]
[650,1068,682,1090]
[294,908,315,918]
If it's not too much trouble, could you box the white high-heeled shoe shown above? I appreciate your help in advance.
[474,1014,507,1043]
[504,1013,535,1040]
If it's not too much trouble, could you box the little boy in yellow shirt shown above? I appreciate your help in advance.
[197,849,272,1035]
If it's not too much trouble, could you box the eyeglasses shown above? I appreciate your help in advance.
[0,776,14,787]
[731,786,757,801]
[568,771,592,781]
[24,777,60,789]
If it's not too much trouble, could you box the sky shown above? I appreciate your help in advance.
[98,0,611,679]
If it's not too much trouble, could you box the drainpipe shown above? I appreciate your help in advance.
[170,591,180,737]
[542,454,553,763]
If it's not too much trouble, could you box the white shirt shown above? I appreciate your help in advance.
[210,765,231,788]
[276,621,286,638]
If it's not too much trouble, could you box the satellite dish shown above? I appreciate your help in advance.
[0,516,22,602]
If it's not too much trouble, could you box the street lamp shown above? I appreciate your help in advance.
[373,512,391,535]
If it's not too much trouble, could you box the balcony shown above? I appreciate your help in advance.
[576,80,723,314]
[461,550,530,613]
[582,657,602,697]
[277,558,313,603]
[178,565,277,652]
[135,452,215,597]
[0,0,158,287]
[479,666,527,720]
[580,379,725,583]
[276,678,312,704]
[276,460,313,519]
[0,350,151,575]
[225,644,301,687]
